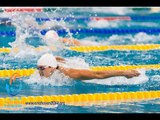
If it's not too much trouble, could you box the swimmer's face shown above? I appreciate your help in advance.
[37,66,57,78]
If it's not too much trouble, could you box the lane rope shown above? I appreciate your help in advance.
[0,44,159,53]
[1,28,160,37]
[0,90,160,107]
[41,28,160,35]
[68,44,160,52]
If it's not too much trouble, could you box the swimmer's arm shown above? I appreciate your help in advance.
[60,67,140,80]
[55,56,66,63]
[61,38,82,46]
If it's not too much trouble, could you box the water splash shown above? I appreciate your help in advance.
[88,20,159,28]
[63,57,90,69]
[6,10,76,57]
[24,70,72,86]
[8,14,41,57]
[88,20,121,28]
[105,32,160,45]
[150,75,160,81]
[77,36,101,46]
[91,7,134,15]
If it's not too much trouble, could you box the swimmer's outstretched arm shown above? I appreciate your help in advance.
[59,67,140,80]
[61,38,82,46]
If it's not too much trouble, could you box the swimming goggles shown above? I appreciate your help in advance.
[37,66,59,70]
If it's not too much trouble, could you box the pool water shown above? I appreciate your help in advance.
[0,7,160,113]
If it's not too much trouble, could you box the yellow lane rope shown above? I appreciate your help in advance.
[0,44,160,53]
[0,64,160,78]
[0,46,56,53]
[68,44,160,52]
[90,64,160,71]
[0,90,160,107]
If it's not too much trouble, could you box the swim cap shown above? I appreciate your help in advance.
[37,53,57,68]
[44,30,59,42]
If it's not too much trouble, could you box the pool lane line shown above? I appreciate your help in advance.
[0,90,160,107]
[0,44,160,53]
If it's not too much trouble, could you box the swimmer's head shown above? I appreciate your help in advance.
[37,53,58,77]
[44,30,59,43]
[43,30,65,50]
[37,53,57,68]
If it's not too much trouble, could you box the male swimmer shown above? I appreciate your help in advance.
[24,16,85,46]
[37,53,140,80]
[23,16,96,49]
[43,30,82,46]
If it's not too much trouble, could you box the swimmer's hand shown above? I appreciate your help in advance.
[123,70,140,79]
[10,73,20,85]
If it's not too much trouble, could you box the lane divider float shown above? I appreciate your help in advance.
[68,44,160,52]
[0,44,159,53]
[2,27,160,37]
[0,90,160,107]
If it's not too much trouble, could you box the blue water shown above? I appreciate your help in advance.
[0,7,160,113]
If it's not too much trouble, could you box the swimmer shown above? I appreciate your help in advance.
[23,16,93,47]
[37,53,140,80]
[43,30,82,46]
[23,16,82,46]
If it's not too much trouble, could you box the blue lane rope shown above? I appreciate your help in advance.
[26,28,160,35]
[131,15,160,21]
[0,31,15,36]
[1,28,160,36]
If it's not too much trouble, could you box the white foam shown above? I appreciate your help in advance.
[129,22,159,27]
[8,45,54,58]
[105,32,160,45]
[0,63,11,69]
[91,7,133,15]
[63,57,90,69]
[84,69,148,85]
[24,70,72,86]
[88,20,159,28]
[80,36,101,46]
[88,20,120,28]
[80,40,100,46]
[67,7,131,14]
[8,12,71,58]
[150,75,160,81]
[132,32,160,44]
